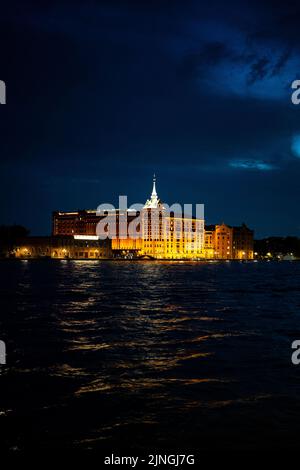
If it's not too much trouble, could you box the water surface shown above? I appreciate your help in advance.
[1,260,300,451]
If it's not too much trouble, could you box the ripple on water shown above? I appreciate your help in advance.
[1,260,300,450]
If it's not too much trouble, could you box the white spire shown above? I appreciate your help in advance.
[152,173,157,197]
[144,174,163,209]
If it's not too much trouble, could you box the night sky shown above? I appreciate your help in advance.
[1,0,300,237]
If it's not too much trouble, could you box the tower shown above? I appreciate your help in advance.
[142,175,165,257]
[143,174,164,209]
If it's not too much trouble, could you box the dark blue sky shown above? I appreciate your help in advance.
[1,0,300,237]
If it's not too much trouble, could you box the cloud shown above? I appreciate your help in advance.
[229,159,278,170]
[271,47,293,76]
[177,41,233,79]
[291,135,300,158]
[247,56,270,85]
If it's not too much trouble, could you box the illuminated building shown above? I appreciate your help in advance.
[14,236,52,258]
[14,236,111,259]
[52,210,100,236]
[52,209,142,251]
[52,177,205,259]
[204,223,254,260]
[141,176,204,258]
[50,176,253,260]
[232,224,254,259]
[204,226,215,259]
[96,210,142,252]
[214,223,233,259]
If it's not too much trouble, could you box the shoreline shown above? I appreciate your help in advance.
[0,257,298,262]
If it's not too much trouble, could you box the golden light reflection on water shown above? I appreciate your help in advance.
[74,375,227,396]
[47,262,256,427]
[206,394,273,409]
[2,259,300,452]
[49,364,87,377]
[66,341,111,352]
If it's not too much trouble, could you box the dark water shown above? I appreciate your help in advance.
[1,260,300,452]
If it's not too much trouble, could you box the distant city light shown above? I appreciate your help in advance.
[74,235,100,240]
